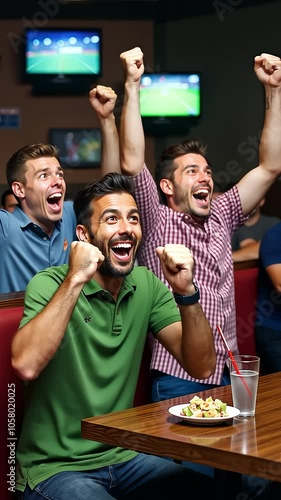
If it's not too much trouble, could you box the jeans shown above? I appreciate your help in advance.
[18,453,213,500]
[151,367,231,403]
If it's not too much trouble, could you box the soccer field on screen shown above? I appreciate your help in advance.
[140,88,200,117]
[27,51,100,75]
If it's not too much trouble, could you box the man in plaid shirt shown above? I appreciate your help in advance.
[115,47,281,402]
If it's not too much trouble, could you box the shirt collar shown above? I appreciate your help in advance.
[83,271,137,298]
[12,205,62,231]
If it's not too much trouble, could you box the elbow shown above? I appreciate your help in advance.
[120,162,132,176]
[188,355,216,380]
[120,156,144,176]
[11,356,39,381]
[11,333,40,381]
[190,366,216,380]
[201,359,216,379]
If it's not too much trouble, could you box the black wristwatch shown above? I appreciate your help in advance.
[173,283,200,306]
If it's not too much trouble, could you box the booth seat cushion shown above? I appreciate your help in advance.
[0,305,24,499]
[234,267,258,356]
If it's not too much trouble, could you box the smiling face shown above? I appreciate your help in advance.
[12,156,66,235]
[83,192,142,278]
[162,153,214,224]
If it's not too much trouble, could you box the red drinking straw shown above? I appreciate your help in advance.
[216,325,252,397]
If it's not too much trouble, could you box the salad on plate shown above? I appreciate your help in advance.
[180,395,228,419]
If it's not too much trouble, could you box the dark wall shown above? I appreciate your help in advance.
[153,1,281,216]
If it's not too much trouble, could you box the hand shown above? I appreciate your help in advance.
[120,46,144,84]
[254,53,281,88]
[156,244,195,295]
[68,241,105,284]
[89,85,117,119]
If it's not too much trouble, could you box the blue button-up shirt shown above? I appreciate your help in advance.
[0,201,77,293]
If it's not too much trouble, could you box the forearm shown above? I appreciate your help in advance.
[99,113,121,174]
[232,241,260,262]
[180,303,216,379]
[259,85,281,175]
[120,81,145,175]
[11,275,84,380]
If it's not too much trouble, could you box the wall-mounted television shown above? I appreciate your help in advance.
[139,72,201,136]
[49,128,101,169]
[24,27,102,95]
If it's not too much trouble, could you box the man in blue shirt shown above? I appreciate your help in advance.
[0,143,76,293]
[1,88,118,293]
[255,221,281,374]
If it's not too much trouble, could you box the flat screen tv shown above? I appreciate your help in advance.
[139,72,201,135]
[49,128,101,169]
[24,27,102,95]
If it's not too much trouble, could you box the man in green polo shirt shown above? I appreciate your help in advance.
[12,172,216,500]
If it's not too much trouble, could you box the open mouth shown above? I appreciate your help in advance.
[193,188,210,208]
[47,193,63,212]
[111,242,133,262]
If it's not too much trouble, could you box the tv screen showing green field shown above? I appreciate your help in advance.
[25,28,101,76]
[140,73,201,117]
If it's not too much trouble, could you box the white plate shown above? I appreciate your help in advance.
[168,404,240,425]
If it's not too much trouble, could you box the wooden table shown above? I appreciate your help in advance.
[82,372,281,484]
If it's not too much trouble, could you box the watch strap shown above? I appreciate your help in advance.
[173,284,200,305]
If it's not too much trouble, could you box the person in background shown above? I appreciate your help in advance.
[12,172,215,500]
[117,46,281,402]
[1,187,18,212]
[0,86,118,294]
[232,197,280,262]
[255,220,281,375]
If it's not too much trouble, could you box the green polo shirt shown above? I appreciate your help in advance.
[16,264,180,492]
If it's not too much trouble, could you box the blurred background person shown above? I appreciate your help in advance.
[1,188,18,213]
[255,221,281,375]
[232,197,280,262]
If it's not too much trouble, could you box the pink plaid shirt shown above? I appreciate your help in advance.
[134,165,246,385]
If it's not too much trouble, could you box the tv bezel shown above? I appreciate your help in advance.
[49,127,102,169]
[139,71,201,136]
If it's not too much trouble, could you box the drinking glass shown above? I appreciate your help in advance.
[228,355,260,418]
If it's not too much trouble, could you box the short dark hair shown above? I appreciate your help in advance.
[6,143,60,188]
[74,172,137,229]
[155,139,209,205]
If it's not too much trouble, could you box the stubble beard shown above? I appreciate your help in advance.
[173,183,210,220]
[98,255,135,278]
